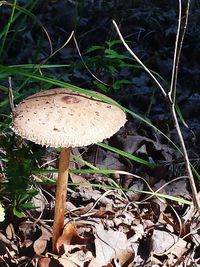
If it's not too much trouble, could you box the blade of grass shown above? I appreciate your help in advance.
[10,64,71,69]
[30,169,192,205]
[4,31,74,96]
[71,155,99,170]
[0,0,17,57]
[0,1,53,56]
[97,142,156,167]
[67,182,192,205]
[0,0,39,39]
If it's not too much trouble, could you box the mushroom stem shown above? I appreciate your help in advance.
[52,147,71,253]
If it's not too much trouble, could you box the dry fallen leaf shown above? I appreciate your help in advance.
[151,229,188,256]
[89,223,132,267]
[5,224,15,240]
[33,226,52,255]
[59,245,93,267]
[56,223,86,253]
[70,173,88,183]
[57,257,78,267]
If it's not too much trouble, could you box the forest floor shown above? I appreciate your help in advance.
[0,1,200,266]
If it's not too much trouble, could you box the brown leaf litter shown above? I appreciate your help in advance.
[0,178,200,267]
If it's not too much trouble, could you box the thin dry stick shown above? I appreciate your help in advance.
[169,0,191,102]
[169,0,182,102]
[170,104,200,209]
[73,34,109,86]
[112,16,200,211]
[38,31,74,75]
[47,31,74,61]
[8,77,15,114]
[112,20,167,99]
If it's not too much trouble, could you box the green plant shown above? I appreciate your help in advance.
[83,40,133,93]
[0,0,51,63]
[0,134,41,217]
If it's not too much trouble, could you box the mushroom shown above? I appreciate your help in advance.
[11,87,126,252]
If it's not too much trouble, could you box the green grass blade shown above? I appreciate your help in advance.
[0,0,17,57]
[71,155,99,170]
[10,64,71,69]
[0,2,53,56]
[67,182,192,205]
[31,168,192,205]
[97,142,156,167]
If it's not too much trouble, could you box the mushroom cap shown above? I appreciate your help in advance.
[11,88,126,147]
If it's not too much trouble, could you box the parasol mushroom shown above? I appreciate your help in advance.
[11,87,126,252]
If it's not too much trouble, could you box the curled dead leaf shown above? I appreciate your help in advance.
[56,223,86,253]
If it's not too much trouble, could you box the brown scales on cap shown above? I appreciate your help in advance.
[11,87,126,253]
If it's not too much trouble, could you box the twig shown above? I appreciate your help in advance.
[169,0,182,102]
[170,104,199,209]
[169,0,191,102]
[73,34,110,86]
[112,20,167,99]
[8,76,15,114]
